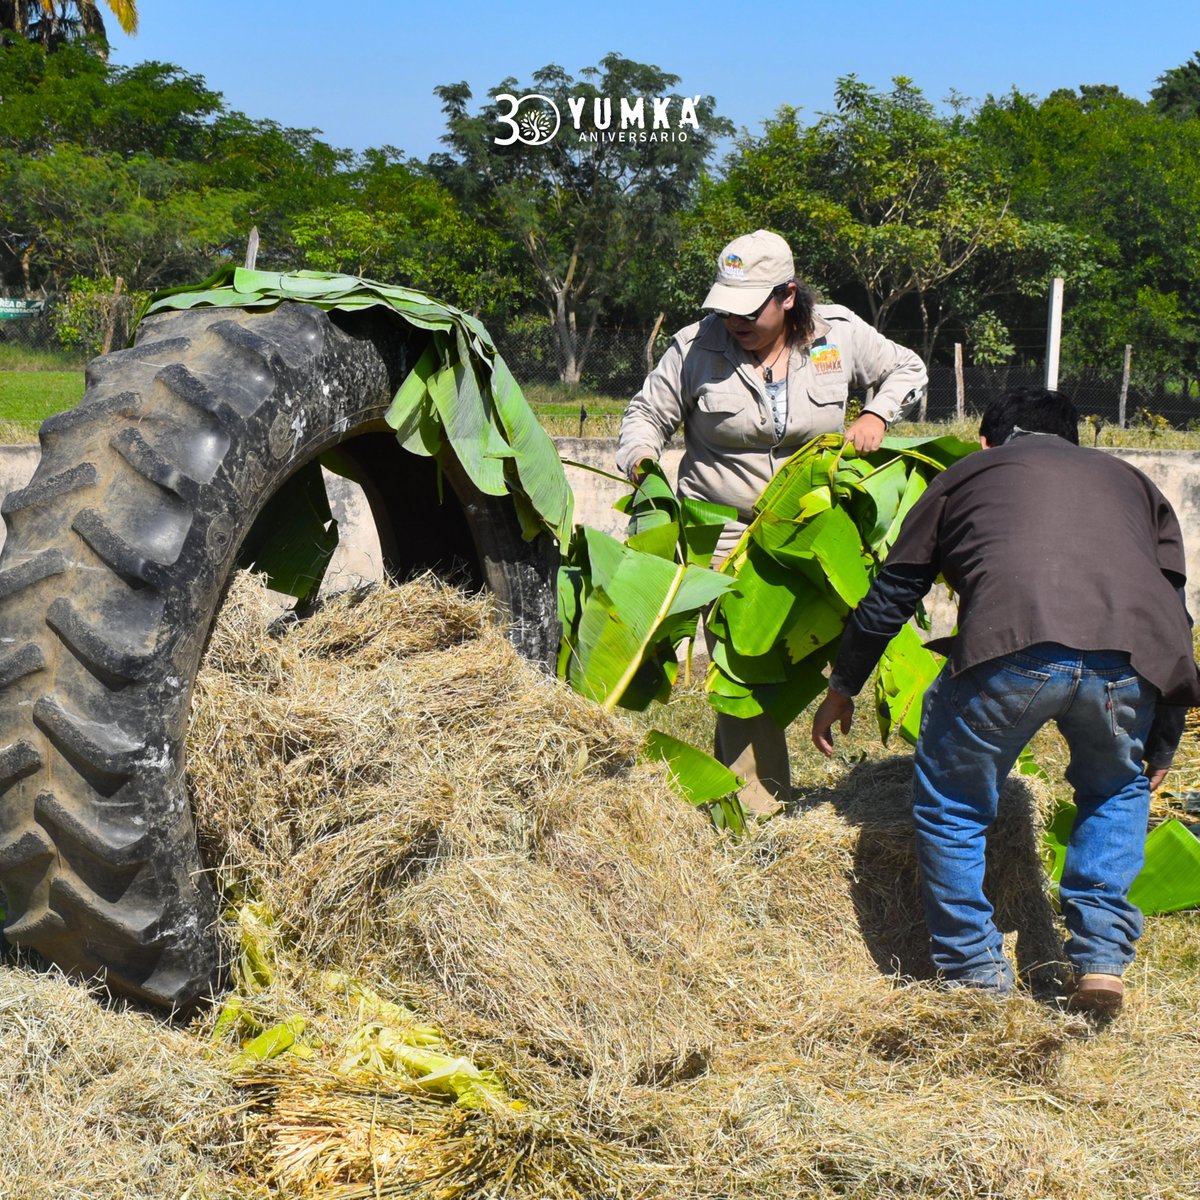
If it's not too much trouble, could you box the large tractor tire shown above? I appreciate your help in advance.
[0,301,560,1010]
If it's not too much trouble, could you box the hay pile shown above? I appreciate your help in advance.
[0,968,247,1198]
[4,573,1200,1199]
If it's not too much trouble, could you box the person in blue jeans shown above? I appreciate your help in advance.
[810,387,1200,1013]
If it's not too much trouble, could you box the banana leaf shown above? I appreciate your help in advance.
[615,459,736,568]
[718,543,803,657]
[138,267,573,544]
[875,622,944,746]
[1044,802,1200,916]
[707,434,976,726]
[643,730,747,834]
[229,1018,315,1069]
[558,526,735,710]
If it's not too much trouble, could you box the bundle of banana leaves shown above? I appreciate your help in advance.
[559,434,977,745]
[707,433,977,744]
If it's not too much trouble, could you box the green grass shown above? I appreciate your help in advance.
[0,342,84,371]
[890,415,1200,450]
[0,370,85,439]
[520,383,627,438]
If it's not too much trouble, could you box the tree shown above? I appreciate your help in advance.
[1152,51,1200,120]
[974,85,1200,381]
[0,37,359,289]
[0,40,228,161]
[291,153,531,318]
[205,113,356,270]
[0,0,136,56]
[716,76,1061,361]
[429,53,731,384]
[0,143,249,292]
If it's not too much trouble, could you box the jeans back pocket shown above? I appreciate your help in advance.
[1105,674,1155,739]
[950,659,1053,734]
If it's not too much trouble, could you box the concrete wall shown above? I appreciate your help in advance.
[4,439,1200,615]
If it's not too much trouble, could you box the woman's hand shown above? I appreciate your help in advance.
[844,412,888,453]
[625,450,658,485]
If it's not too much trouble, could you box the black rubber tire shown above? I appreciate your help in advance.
[0,301,560,1010]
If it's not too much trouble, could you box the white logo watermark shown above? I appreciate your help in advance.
[493,93,701,147]
[493,93,561,146]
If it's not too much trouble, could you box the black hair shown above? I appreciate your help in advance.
[783,279,816,345]
[978,386,1080,446]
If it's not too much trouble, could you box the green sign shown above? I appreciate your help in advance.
[0,298,45,320]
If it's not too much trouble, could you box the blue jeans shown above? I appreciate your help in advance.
[913,642,1158,990]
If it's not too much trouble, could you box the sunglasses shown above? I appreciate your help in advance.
[713,284,789,323]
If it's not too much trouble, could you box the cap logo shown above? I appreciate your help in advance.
[719,253,746,280]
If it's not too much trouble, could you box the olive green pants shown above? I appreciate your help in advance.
[707,519,791,815]
[714,710,791,815]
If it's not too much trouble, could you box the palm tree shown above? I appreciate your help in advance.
[0,1,137,56]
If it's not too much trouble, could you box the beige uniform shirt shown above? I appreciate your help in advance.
[617,305,927,525]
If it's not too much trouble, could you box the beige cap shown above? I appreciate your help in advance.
[702,229,795,315]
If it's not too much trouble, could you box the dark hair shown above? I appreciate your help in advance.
[978,386,1080,446]
[783,279,816,345]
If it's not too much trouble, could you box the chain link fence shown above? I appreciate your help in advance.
[495,325,1200,430]
[0,296,77,361]
[489,325,654,397]
[0,290,139,367]
[923,364,1200,429]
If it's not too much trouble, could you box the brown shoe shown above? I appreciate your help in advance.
[736,779,786,819]
[1067,973,1124,1015]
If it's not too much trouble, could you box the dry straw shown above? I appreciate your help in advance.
[3,573,1199,1198]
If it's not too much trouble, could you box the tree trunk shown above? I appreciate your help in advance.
[916,286,935,362]
[553,290,580,386]
[100,275,124,355]
[20,243,35,298]
[645,312,665,376]
[575,307,602,382]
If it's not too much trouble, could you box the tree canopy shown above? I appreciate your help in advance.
[2,35,1199,387]
[1152,50,1200,120]
[974,80,1200,379]
[430,53,731,383]
[0,0,136,56]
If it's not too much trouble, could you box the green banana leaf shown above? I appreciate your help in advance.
[557,460,738,710]
[558,526,736,710]
[643,730,747,834]
[719,543,806,657]
[707,434,976,728]
[615,459,737,568]
[875,622,943,746]
[138,267,574,546]
[1044,802,1200,916]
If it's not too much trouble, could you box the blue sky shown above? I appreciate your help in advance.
[106,1,1200,161]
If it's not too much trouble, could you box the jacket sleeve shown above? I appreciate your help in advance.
[1145,572,1197,770]
[844,310,927,425]
[616,336,691,478]
[828,562,939,696]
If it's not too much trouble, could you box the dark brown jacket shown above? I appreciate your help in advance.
[887,434,1200,706]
